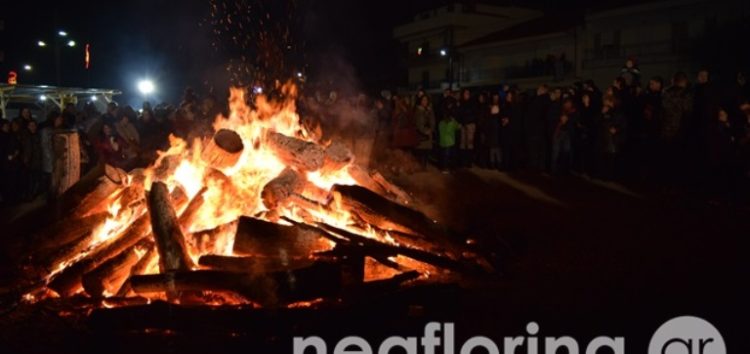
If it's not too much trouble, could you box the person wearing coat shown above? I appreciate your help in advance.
[414,95,436,168]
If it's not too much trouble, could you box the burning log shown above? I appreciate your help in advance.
[346,164,387,196]
[198,255,312,274]
[81,240,151,297]
[371,171,413,205]
[232,216,327,258]
[147,181,194,272]
[130,261,351,306]
[331,184,434,236]
[34,212,109,254]
[316,222,482,275]
[323,141,353,170]
[115,246,158,296]
[177,186,207,228]
[48,214,152,296]
[261,168,306,209]
[68,164,128,218]
[267,132,325,171]
[201,129,244,169]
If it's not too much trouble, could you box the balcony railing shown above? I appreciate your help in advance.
[584,40,692,63]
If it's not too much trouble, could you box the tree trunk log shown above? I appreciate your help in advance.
[130,260,350,306]
[82,240,151,297]
[232,216,327,258]
[115,245,158,296]
[47,213,151,296]
[147,182,194,273]
[201,129,244,169]
[198,255,312,274]
[261,168,306,209]
[267,132,325,171]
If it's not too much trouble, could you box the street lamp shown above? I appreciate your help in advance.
[440,49,447,57]
[36,29,79,85]
[23,64,32,71]
[137,79,155,95]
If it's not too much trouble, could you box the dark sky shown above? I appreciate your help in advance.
[0,0,568,105]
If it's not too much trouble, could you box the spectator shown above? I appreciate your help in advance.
[115,106,141,163]
[620,57,641,88]
[102,102,119,125]
[22,120,44,200]
[413,95,436,168]
[95,123,130,169]
[40,112,65,198]
[485,93,502,169]
[526,84,551,171]
[438,113,461,173]
[707,107,737,203]
[18,107,35,129]
[660,72,693,184]
[551,114,572,175]
[599,95,627,180]
[574,92,596,175]
[456,89,477,166]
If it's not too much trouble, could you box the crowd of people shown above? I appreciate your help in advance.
[361,59,750,205]
[0,89,220,207]
[2,58,749,208]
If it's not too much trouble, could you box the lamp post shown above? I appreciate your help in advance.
[37,29,77,86]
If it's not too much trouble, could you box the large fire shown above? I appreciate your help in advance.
[23,83,458,307]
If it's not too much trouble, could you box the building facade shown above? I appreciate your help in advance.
[394,0,750,91]
[392,2,542,91]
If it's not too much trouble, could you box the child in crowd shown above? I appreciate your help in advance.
[438,113,461,173]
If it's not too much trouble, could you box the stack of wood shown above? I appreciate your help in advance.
[21,128,487,309]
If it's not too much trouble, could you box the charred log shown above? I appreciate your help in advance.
[232,216,326,258]
[198,255,312,274]
[130,261,349,306]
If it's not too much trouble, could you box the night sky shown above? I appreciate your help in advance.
[0,0,571,105]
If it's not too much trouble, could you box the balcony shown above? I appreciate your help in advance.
[583,40,692,68]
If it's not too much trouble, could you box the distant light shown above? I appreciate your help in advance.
[67,40,76,47]
[23,64,32,71]
[440,49,447,57]
[137,79,155,95]
[253,86,263,94]
[90,95,98,101]
[58,30,68,37]
[138,108,144,114]
[38,41,47,47]
[296,72,303,78]
[417,47,423,56]
[39,95,47,101]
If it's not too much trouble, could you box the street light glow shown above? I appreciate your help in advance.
[67,40,76,47]
[58,30,68,37]
[23,64,32,71]
[137,79,155,95]
[90,95,98,102]
[38,41,47,47]
[440,49,447,57]
[39,95,47,101]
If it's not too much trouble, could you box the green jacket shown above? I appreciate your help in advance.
[438,118,461,147]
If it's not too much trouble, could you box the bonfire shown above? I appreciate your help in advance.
[20,84,488,308]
